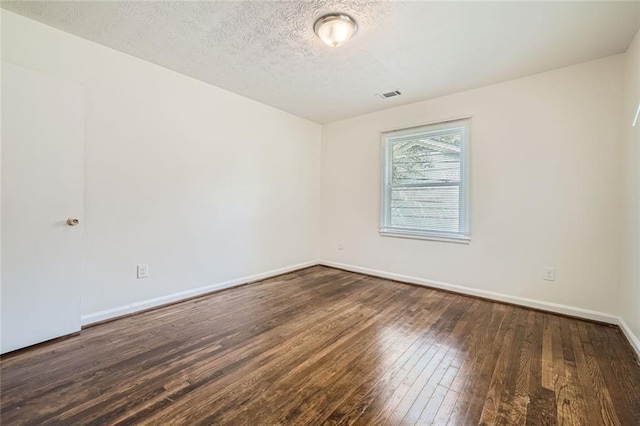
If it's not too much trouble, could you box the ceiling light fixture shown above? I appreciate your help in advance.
[314,13,358,47]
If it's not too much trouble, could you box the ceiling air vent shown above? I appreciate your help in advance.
[378,90,402,99]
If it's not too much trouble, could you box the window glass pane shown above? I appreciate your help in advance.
[391,131,462,185]
[390,186,460,232]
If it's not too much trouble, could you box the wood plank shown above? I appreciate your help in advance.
[0,266,638,425]
[501,309,534,424]
[576,320,622,426]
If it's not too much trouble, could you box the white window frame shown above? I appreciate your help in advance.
[380,118,471,243]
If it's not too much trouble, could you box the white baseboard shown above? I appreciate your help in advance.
[319,260,619,325]
[81,260,319,326]
[80,258,640,361]
[617,317,640,361]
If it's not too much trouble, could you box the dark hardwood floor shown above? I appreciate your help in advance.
[1,266,639,425]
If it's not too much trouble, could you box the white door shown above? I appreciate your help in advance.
[1,62,84,354]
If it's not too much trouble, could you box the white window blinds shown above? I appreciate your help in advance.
[380,119,470,242]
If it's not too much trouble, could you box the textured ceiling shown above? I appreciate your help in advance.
[3,1,639,123]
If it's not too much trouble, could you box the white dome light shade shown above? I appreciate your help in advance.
[314,14,358,47]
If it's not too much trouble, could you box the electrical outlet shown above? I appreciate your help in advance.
[137,264,149,279]
[543,267,555,281]
[338,241,344,251]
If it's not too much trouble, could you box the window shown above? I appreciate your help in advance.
[380,118,470,242]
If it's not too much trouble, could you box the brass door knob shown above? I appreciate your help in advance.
[66,217,79,226]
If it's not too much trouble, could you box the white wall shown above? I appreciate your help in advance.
[1,9,636,334]
[1,11,321,319]
[320,56,625,316]
[621,31,640,342]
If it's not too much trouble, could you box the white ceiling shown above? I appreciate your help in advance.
[3,1,639,124]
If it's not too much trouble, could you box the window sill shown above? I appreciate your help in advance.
[379,230,471,244]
